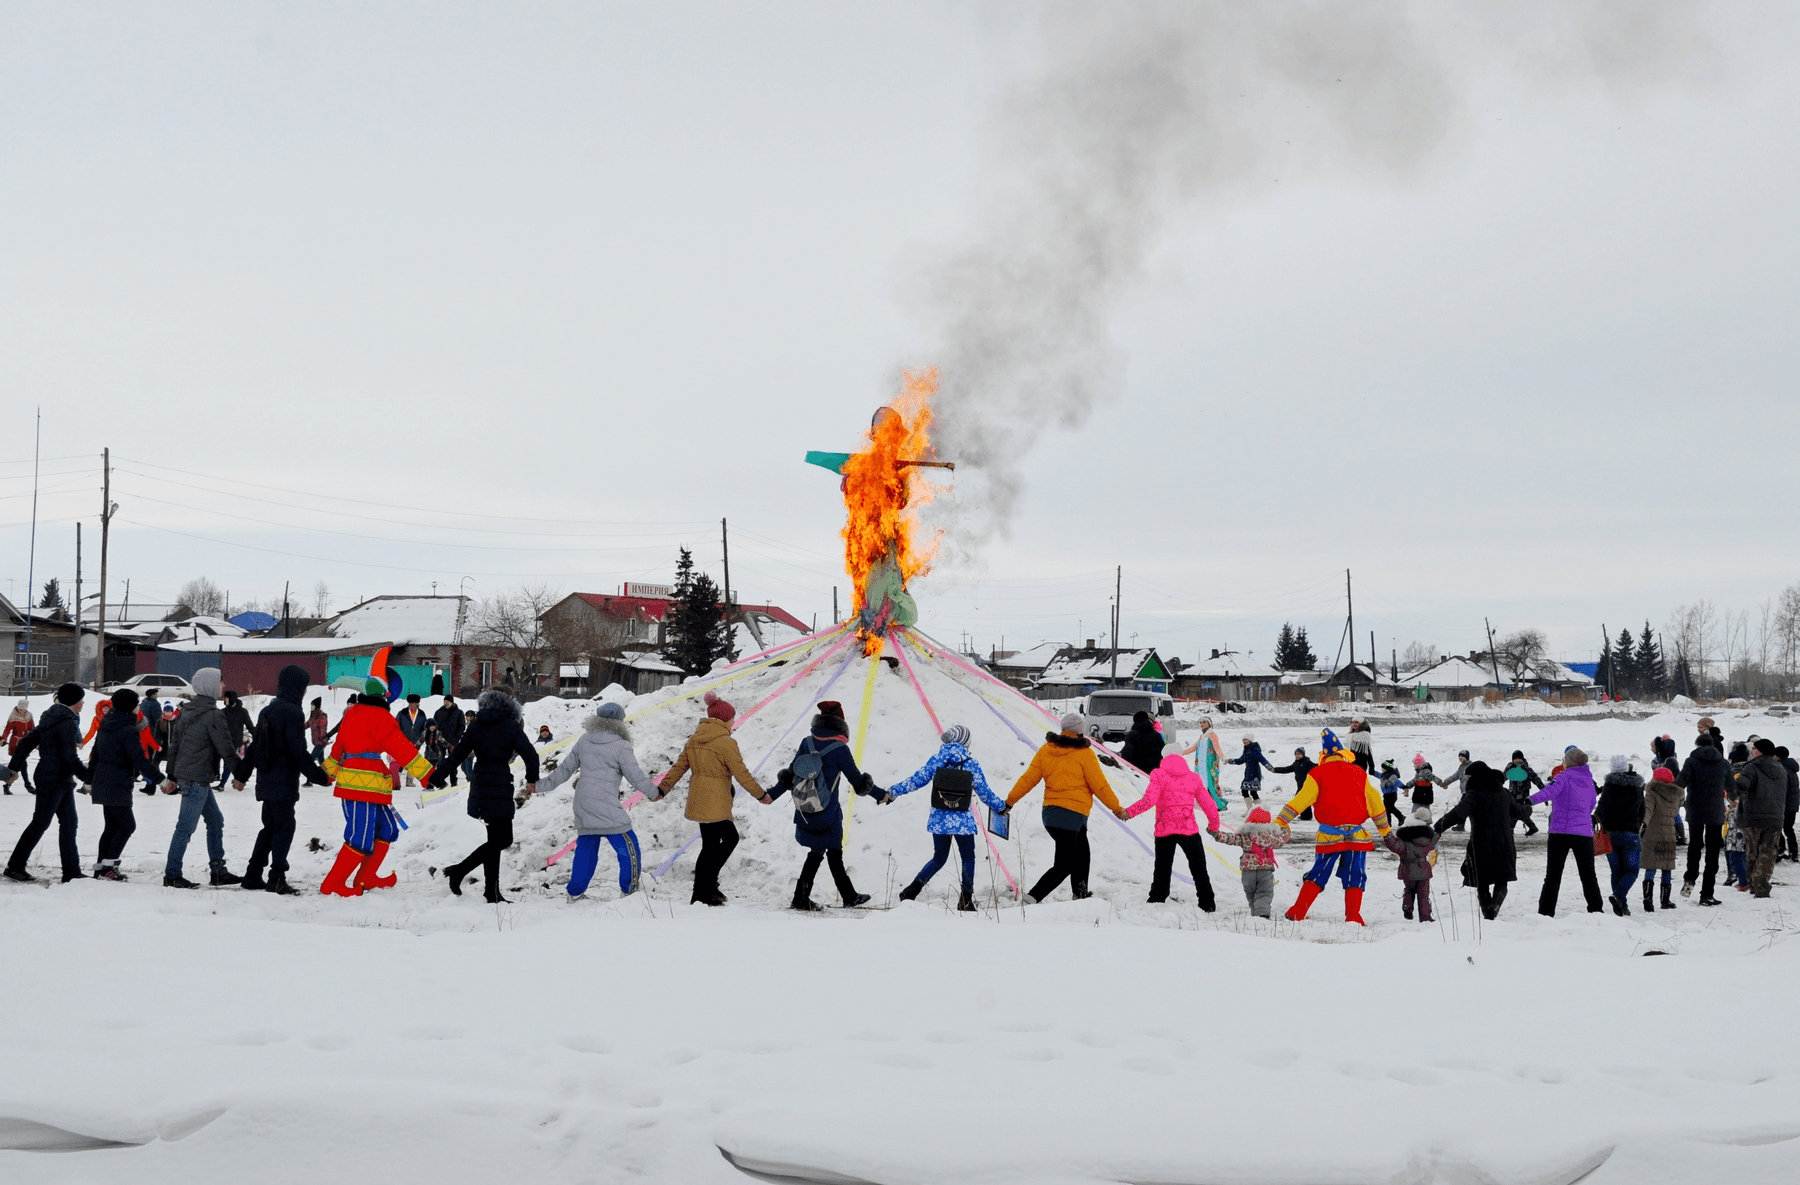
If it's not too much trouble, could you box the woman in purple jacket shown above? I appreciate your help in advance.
[1530,746,1605,915]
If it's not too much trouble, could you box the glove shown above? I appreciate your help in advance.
[776,768,795,789]
[879,792,894,805]
[859,772,876,796]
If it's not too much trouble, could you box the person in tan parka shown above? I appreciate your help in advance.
[653,692,769,905]
[1006,712,1125,902]
[1640,766,1685,912]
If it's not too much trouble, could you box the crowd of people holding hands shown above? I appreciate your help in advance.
[5,672,1795,929]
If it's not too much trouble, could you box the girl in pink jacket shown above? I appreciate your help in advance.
[1124,746,1220,910]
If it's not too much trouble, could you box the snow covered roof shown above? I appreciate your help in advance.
[618,652,684,674]
[79,602,188,625]
[566,592,809,636]
[142,615,249,640]
[1038,648,1169,686]
[307,595,470,645]
[1181,652,1280,679]
[992,641,1070,671]
[1405,656,1506,689]
[159,636,382,655]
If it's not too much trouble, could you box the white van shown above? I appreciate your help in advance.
[1083,689,1176,744]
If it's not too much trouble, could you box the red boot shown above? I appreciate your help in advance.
[356,840,398,891]
[1344,887,1366,926]
[1285,880,1323,921]
[320,844,366,897]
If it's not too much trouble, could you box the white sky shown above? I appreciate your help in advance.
[2,2,1795,668]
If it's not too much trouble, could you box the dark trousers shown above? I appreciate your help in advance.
[1782,809,1798,860]
[915,832,976,889]
[1028,824,1091,901]
[1476,882,1508,918]
[7,779,79,877]
[1683,822,1723,897]
[247,801,298,876]
[796,846,857,904]
[693,819,739,899]
[1149,833,1215,910]
[1539,833,1604,916]
[455,818,514,896]
[1403,881,1433,921]
[97,803,137,863]
[1382,792,1404,827]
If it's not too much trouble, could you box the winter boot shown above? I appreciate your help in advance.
[241,866,266,891]
[1402,905,1413,920]
[319,845,366,897]
[897,880,924,902]
[95,865,128,882]
[1661,882,1676,910]
[957,887,976,912]
[1608,894,1628,916]
[1418,894,1433,924]
[1285,880,1323,921]
[1680,878,1695,898]
[265,873,300,896]
[1343,887,1366,926]
[2,867,34,883]
[441,858,472,896]
[1070,881,1092,901]
[841,891,871,908]
[61,870,89,883]
[1643,879,1655,912]
[355,840,398,891]
[791,894,823,912]
[209,864,243,887]
[483,887,510,904]
[163,874,199,889]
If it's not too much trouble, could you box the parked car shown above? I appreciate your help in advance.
[1766,704,1794,718]
[1082,690,1176,743]
[100,673,195,700]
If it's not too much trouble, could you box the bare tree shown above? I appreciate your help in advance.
[467,585,562,691]
[1399,641,1438,672]
[1495,628,1548,688]
[178,576,225,617]
[312,581,332,618]
[543,607,640,693]
[1776,583,1800,696]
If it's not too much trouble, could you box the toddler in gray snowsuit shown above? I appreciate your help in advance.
[1382,806,1438,921]
[1209,806,1288,917]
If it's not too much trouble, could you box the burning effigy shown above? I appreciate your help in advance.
[804,369,951,655]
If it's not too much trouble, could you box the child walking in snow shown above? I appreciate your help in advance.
[1122,742,1219,910]
[1228,733,1273,805]
[1378,760,1406,827]
[771,701,881,910]
[1410,755,1441,810]
[883,725,1008,911]
[1382,806,1438,922]
[1209,806,1289,917]
[539,702,655,899]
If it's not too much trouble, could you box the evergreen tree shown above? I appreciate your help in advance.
[663,548,729,677]
[38,578,67,619]
[1670,652,1694,698]
[1636,621,1665,697]
[1272,622,1318,671]
[1292,626,1317,670]
[1613,628,1638,697]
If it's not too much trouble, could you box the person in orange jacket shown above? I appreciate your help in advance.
[319,677,433,896]
[1005,712,1125,903]
[1276,728,1393,925]
[80,698,112,747]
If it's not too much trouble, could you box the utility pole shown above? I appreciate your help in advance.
[1346,570,1355,673]
[1601,624,1612,699]
[1391,647,1398,684]
[74,522,83,683]
[284,581,292,639]
[97,448,114,688]
[832,586,838,625]
[23,408,40,694]
[720,518,733,616]
[1110,565,1121,688]
[1485,617,1503,700]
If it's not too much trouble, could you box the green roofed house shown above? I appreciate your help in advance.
[1032,645,1173,699]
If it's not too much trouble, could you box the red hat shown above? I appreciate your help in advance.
[1651,766,1676,783]
[704,692,735,723]
[1247,807,1272,823]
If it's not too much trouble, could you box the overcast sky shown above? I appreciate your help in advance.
[2,2,1795,668]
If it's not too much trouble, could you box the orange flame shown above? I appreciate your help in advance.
[842,368,942,654]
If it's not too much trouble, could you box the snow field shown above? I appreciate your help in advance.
[3,645,1798,1182]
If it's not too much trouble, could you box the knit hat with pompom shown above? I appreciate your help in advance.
[704,691,735,723]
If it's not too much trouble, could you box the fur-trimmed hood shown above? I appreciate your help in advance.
[477,688,522,721]
[581,713,630,742]
[1044,731,1090,749]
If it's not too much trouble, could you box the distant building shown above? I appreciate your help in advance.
[989,641,1071,691]
[1172,651,1283,702]
[1034,646,1173,698]
[540,585,809,696]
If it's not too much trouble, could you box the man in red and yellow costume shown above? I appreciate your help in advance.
[1276,728,1392,924]
[319,676,433,897]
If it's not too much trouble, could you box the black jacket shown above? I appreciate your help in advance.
[1676,741,1730,826]
[1783,757,1799,813]
[395,705,430,745]
[1434,764,1528,885]
[1595,771,1646,833]
[1119,721,1164,775]
[233,666,330,804]
[10,703,87,788]
[1270,754,1316,790]
[1735,754,1788,830]
[88,708,160,805]
[432,703,465,748]
[434,690,538,821]
[222,699,254,747]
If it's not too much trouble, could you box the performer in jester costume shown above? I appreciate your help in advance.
[1275,728,1393,925]
[319,673,433,897]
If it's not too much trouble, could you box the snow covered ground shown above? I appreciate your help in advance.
[3,648,1798,1183]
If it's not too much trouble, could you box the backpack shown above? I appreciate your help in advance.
[930,764,975,812]
[789,738,844,815]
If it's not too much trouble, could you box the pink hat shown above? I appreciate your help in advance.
[1651,767,1675,783]
[1412,753,1425,767]
[704,691,735,723]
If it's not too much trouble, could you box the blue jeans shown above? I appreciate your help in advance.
[166,780,226,877]
[1606,831,1642,897]
[915,833,976,889]
[569,832,640,897]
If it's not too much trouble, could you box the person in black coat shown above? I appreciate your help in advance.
[1119,712,1164,775]
[1676,735,1729,903]
[1776,745,1799,863]
[428,687,538,903]
[432,696,465,785]
[1433,761,1530,919]
[1270,747,1319,822]
[769,703,878,910]
[4,683,91,883]
[218,691,253,786]
[87,688,168,880]
[231,665,330,895]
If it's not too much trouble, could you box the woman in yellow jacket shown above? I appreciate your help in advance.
[653,693,771,906]
[1006,712,1126,902]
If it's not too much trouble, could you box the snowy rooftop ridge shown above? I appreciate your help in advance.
[305,595,471,645]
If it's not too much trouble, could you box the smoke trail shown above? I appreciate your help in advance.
[901,1,1711,546]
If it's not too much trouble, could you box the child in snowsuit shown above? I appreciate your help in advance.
[1209,806,1288,917]
[1122,743,1219,909]
[1724,783,1748,890]
[771,702,880,910]
[1502,750,1543,835]
[1378,760,1406,827]
[539,702,654,899]
[1382,806,1438,922]
[884,725,1008,911]
[1410,755,1440,810]
[1228,733,1273,804]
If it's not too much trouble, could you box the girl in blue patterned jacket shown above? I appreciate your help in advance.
[883,725,1009,911]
